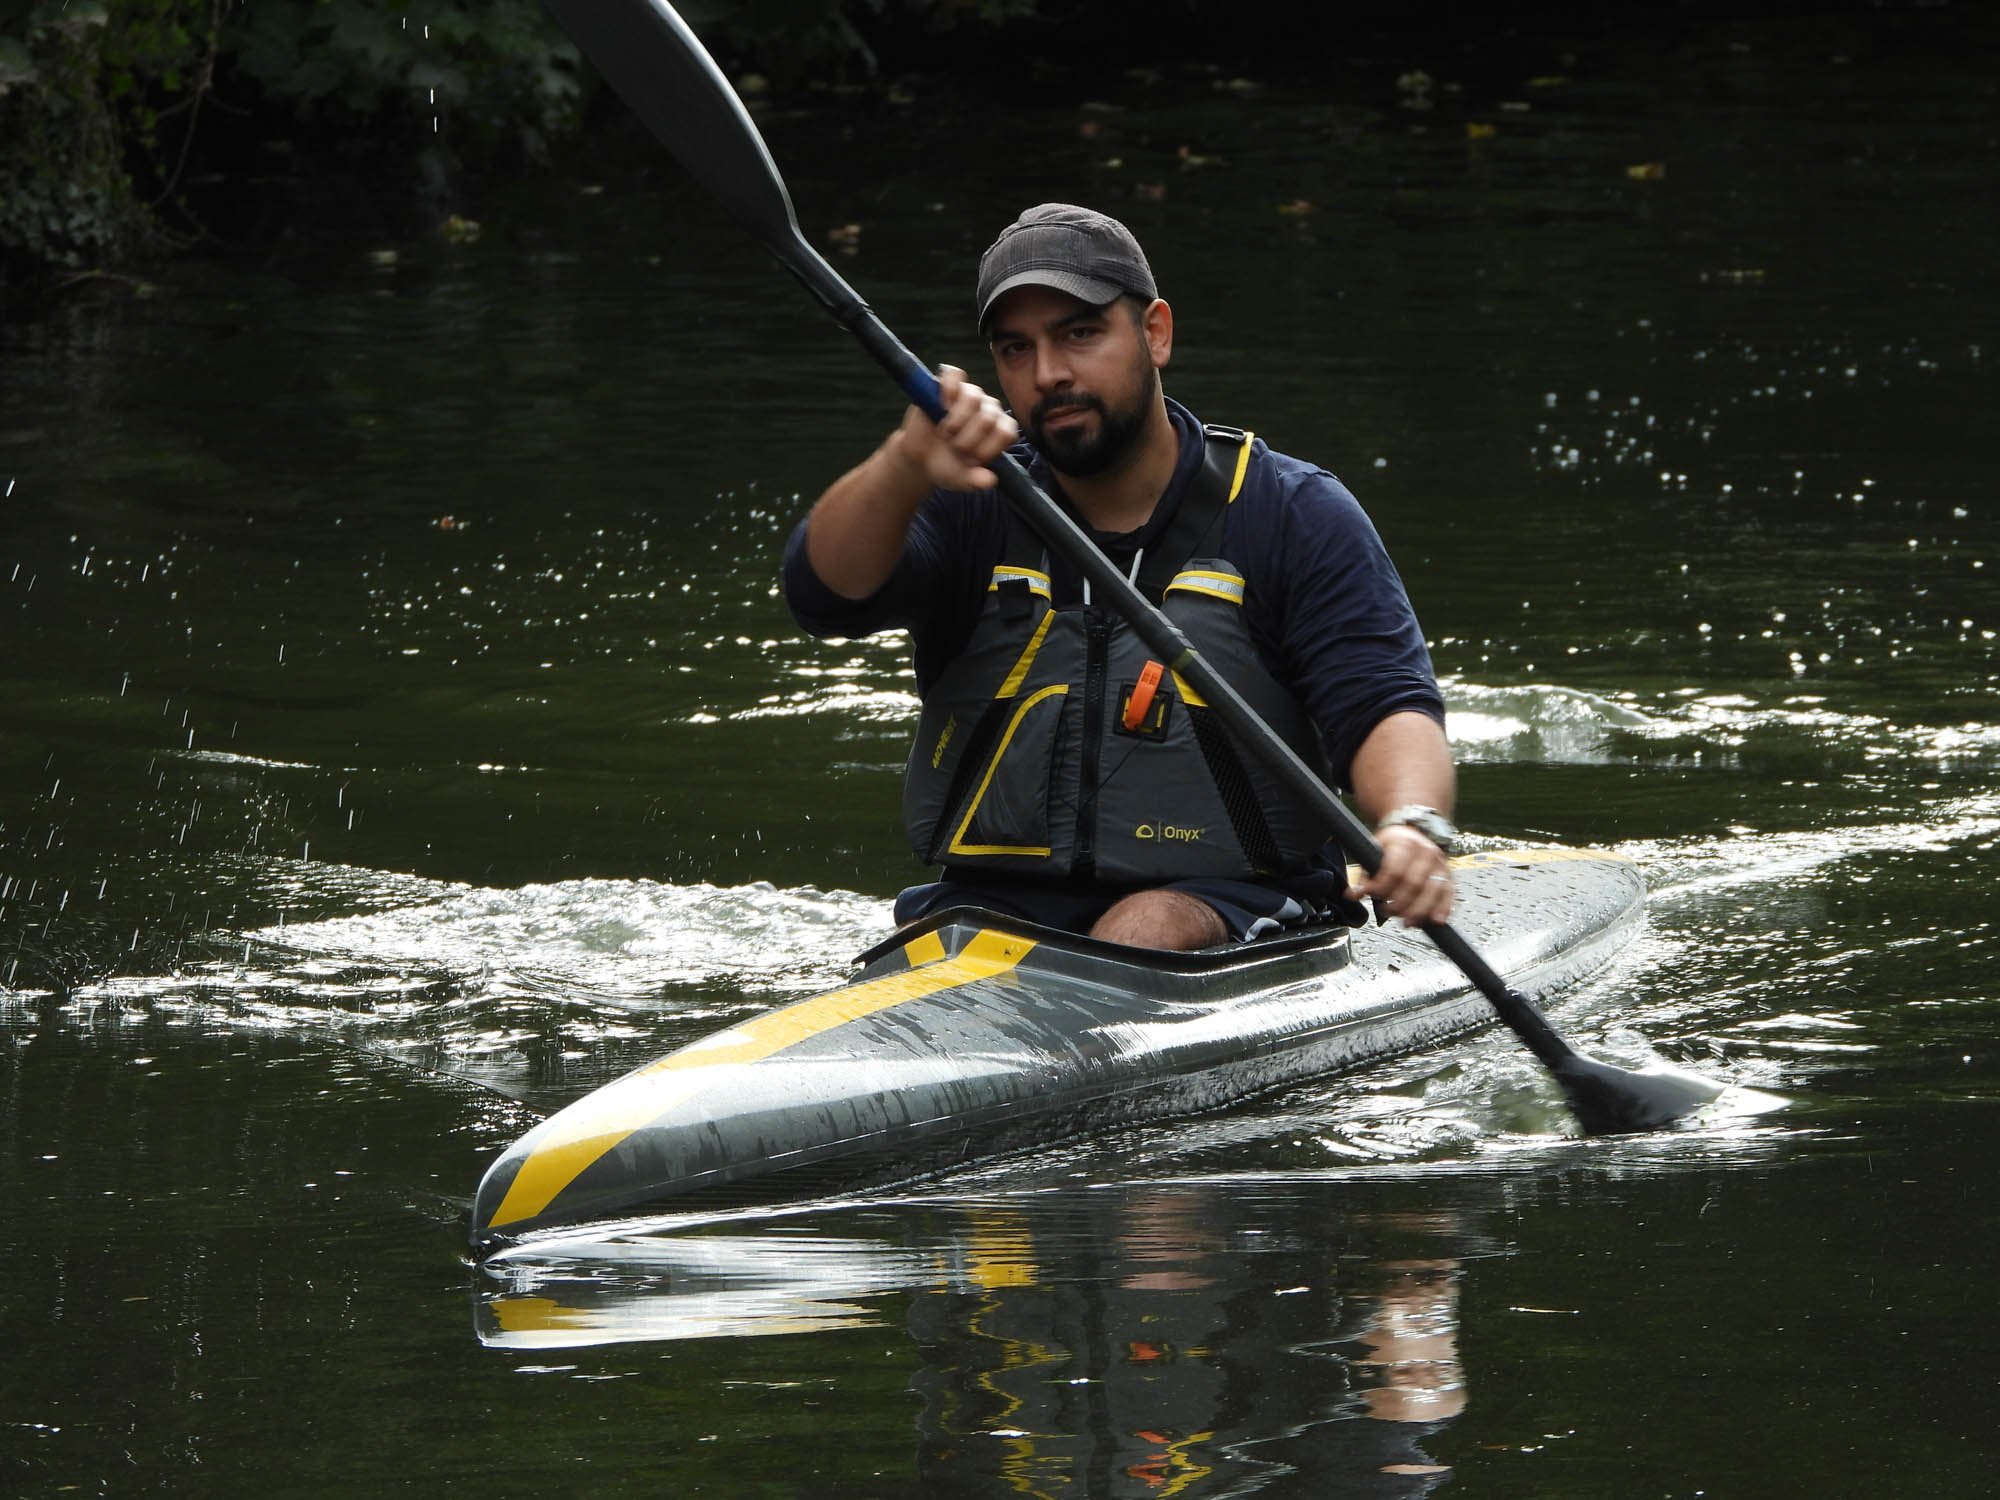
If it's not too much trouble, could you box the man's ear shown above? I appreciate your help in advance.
[1142,297,1174,370]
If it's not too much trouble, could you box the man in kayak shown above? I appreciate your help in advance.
[783,203,1456,950]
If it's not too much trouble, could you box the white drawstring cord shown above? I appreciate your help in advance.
[1083,548,1144,606]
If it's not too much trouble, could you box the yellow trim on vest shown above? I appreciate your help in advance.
[987,565,1052,601]
[485,928,1036,1229]
[1171,671,1207,708]
[948,684,1069,857]
[929,712,958,770]
[1165,568,1246,605]
[1227,431,1255,501]
[995,607,1055,700]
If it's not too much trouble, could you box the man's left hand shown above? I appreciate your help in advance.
[1346,824,1455,926]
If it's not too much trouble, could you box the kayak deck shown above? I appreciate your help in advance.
[469,848,1643,1254]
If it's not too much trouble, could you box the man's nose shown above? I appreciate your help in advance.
[1032,342,1071,391]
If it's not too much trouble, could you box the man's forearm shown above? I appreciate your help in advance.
[1347,710,1455,828]
[804,434,932,602]
[805,366,1018,601]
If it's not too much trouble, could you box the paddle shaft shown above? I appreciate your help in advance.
[544,0,1731,1129]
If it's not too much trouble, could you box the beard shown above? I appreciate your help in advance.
[1028,352,1159,480]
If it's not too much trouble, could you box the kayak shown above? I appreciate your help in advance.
[469,847,1642,1254]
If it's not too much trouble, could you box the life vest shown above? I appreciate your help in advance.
[902,425,1338,883]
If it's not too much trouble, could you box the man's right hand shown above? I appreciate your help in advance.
[803,366,1020,602]
[888,365,1018,491]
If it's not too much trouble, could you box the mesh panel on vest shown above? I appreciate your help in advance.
[1186,705,1283,875]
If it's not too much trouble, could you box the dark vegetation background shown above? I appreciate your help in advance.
[4,0,1991,297]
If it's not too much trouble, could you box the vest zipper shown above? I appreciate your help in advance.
[1075,610,1111,878]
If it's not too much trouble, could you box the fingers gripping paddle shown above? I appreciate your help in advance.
[547,0,1725,1134]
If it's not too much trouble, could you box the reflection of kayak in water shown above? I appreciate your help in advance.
[478,1188,1469,1495]
[469,848,1642,1255]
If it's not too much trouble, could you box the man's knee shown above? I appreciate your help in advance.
[1088,889,1228,950]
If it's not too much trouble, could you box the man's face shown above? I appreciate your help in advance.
[985,287,1168,479]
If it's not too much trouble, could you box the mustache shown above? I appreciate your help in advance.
[1031,392,1105,425]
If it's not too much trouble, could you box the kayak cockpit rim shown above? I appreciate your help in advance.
[851,903,1355,980]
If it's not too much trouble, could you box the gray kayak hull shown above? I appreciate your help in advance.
[470,848,1643,1253]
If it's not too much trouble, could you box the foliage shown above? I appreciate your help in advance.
[0,0,1044,280]
[0,5,158,271]
[1,0,580,278]
[221,1,579,142]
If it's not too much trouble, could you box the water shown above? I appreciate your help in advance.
[5,16,1998,1496]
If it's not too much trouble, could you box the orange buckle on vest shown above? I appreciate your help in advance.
[1122,659,1166,733]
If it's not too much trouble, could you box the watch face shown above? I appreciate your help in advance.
[1385,807,1455,850]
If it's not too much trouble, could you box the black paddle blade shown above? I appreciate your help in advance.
[545,0,799,250]
[1551,1052,1726,1134]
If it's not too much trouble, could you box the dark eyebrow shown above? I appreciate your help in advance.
[987,304,1108,345]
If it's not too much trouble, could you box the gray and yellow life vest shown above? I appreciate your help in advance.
[902,425,1337,884]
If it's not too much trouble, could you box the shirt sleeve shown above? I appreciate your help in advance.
[780,488,1003,687]
[1233,458,1446,787]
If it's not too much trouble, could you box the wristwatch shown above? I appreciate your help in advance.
[1377,805,1458,854]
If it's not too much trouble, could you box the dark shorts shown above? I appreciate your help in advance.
[892,868,1363,943]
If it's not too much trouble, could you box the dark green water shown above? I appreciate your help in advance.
[5,17,1997,1497]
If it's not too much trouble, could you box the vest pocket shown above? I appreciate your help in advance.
[945,684,1070,859]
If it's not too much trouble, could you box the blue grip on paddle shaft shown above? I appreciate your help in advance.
[902,363,945,422]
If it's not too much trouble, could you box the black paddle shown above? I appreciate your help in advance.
[545,0,1725,1133]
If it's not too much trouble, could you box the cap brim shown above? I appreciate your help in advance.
[978,269,1126,334]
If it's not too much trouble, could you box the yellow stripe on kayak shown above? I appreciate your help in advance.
[485,928,1035,1230]
[484,1296,575,1336]
[1343,846,1631,885]
[1452,847,1631,867]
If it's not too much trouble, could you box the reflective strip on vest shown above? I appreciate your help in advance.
[987,565,1052,600]
[1165,568,1246,605]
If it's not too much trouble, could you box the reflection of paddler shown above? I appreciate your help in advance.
[912,1193,1243,1497]
[908,1190,1465,1498]
[1350,1260,1467,1428]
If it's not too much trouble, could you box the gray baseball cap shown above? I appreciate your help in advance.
[975,203,1158,334]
